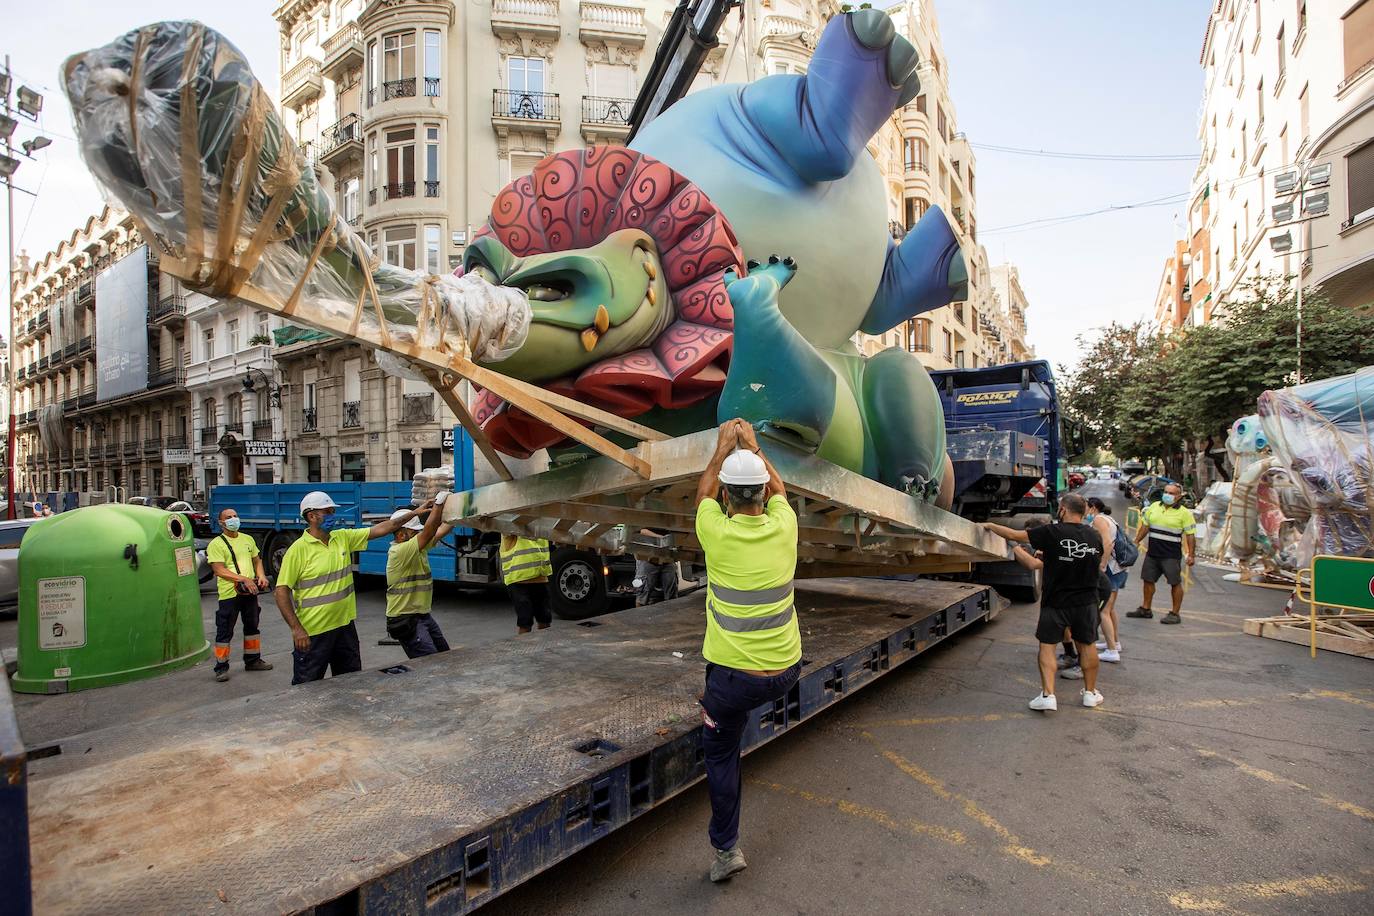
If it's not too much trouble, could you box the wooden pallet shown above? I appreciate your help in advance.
[1242,614,1374,658]
[443,428,1009,577]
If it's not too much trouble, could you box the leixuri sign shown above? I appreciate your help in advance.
[244,440,288,458]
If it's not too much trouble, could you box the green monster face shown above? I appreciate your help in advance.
[463,228,674,383]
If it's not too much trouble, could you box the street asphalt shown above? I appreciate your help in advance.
[4,477,1373,914]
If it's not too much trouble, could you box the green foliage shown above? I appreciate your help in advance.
[1060,276,1374,460]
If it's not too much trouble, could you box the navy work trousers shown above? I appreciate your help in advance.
[385,612,450,658]
[213,595,262,672]
[699,661,802,851]
[291,621,362,685]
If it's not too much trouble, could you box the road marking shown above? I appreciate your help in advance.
[1195,748,1374,822]
[1311,689,1374,711]
[861,732,1054,868]
[1168,868,1374,911]
[749,779,967,846]
[855,711,1032,728]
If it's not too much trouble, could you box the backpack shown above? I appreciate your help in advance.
[1112,522,1139,568]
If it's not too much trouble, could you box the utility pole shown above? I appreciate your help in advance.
[1267,163,1331,386]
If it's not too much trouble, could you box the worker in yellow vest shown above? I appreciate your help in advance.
[694,418,801,884]
[274,491,432,684]
[385,493,455,657]
[500,533,553,634]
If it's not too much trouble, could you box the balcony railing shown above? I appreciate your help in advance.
[62,397,78,412]
[199,427,219,448]
[581,95,633,127]
[36,312,49,329]
[321,22,363,80]
[282,56,323,108]
[122,441,140,457]
[491,0,561,39]
[224,422,244,434]
[78,335,93,353]
[102,443,118,458]
[580,2,647,43]
[143,437,162,455]
[425,77,441,97]
[904,160,929,174]
[37,356,49,371]
[148,365,185,389]
[424,180,440,197]
[302,407,318,433]
[401,392,435,425]
[494,90,560,122]
[384,182,416,200]
[382,78,416,101]
[252,419,273,439]
[165,434,188,449]
[78,391,96,407]
[152,294,186,321]
[342,400,362,429]
[318,113,362,163]
[78,281,93,302]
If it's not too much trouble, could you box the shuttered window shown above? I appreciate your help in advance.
[1344,0,1374,81]
[1348,141,1374,223]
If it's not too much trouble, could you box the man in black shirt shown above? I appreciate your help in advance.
[985,493,1105,712]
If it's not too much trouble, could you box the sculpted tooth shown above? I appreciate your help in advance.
[643,260,657,280]
[580,327,600,352]
[595,304,610,334]
[646,286,656,306]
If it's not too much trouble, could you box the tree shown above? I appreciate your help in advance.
[1058,321,1168,460]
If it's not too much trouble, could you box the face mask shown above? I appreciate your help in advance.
[320,514,343,531]
[1085,513,1096,523]
[1162,494,1176,506]
[224,517,241,531]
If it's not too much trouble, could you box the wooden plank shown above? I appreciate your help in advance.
[421,370,513,482]
[1243,616,1374,658]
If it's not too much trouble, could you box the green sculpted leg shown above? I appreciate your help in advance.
[860,347,947,498]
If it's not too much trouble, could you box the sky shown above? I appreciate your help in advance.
[2,0,1210,376]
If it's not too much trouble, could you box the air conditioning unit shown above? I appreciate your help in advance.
[1269,231,1293,253]
[1273,169,1298,194]
[1303,191,1329,215]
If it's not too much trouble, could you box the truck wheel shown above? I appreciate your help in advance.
[995,581,1040,605]
[549,548,609,620]
[265,531,299,579]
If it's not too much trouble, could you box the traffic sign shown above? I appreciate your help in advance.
[1310,555,1374,613]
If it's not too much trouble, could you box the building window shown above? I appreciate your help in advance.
[425,125,440,197]
[226,318,240,353]
[385,127,416,198]
[202,326,215,361]
[343,177,359,222]
[937,105,948,141]
[915,94,926,114]
[1256,79,1263,127]
[368,133,378,197]
[903,137,929,172]
[305,455,322,482]
[942,329,953,361]
[366,39,377,105]
[382,30,417,98]
[1348,141,1374,225]
[384,225,417,269]
[424,30,441,96]
[1343,1,1374,84]
[425,224,442,275]
[904,196,927,230]
[256,466,274,485]
[506,56,546,113]
[954,350,965,369]
[1277,23,1286,80]
[340,452,366,482]
[1299,83,1309,142]
[909,317,932,353]
[257,311,270,342]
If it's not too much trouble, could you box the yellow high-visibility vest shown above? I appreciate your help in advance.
[695,496,802,671]
[276,528,370,635]
[501,537,552,585]
[386,537,434,617]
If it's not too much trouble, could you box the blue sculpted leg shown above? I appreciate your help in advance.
[742,9,921,183]
[861,205,968,335]
[861,347,947,499]
[718,257,835,450]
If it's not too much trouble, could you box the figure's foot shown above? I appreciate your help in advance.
[725,254,798,293]
[710,847,747,883]
[1028,692,1057,712]
[214,667,230,682]
[846,7,922,105]
[1160,612,1182,625]
[1127,607,1153,619]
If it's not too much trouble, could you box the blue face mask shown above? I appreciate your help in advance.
[320,513,344,531]
[1162,493,1176,506]
[224,517,241,531]
[1084,513,1096,523]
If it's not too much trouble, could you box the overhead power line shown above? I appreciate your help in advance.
[971,142,1198,162]
[981,192,1190,235]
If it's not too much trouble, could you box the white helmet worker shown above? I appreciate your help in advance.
[299,491,339,518]
[718,449,769,485]
[390,508,425,531]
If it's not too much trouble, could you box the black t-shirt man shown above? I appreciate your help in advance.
[1027,522,1104,609]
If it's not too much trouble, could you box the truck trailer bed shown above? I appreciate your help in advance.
[19,579,993,915]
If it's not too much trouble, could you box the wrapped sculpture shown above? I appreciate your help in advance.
[63,10,965,501]
[1258,368,1374,562]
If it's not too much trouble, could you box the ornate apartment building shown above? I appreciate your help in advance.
[854,0,1032,370]
[9,209,194,502]
[1174,0,1374,325]
[270,0,855,480]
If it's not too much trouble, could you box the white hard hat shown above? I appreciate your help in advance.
[300,491,339,517]
[719,449,769,485]
[391,508,424,531]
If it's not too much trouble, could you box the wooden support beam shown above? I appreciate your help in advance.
[422,370,513,482]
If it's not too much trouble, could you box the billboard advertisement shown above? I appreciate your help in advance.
[95,245,150,401]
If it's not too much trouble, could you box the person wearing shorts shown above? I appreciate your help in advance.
[1128,483,1195,625]
[986,492,1105,711]
[1086,497,1124,661]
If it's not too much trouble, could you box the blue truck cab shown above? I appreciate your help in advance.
[930,360,1085,601]
[208,428,638,618]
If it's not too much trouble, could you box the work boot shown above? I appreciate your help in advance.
[244,658,274,671]
[710,847,747,883]
[1126,607,1153,619]
[214,668,230,682]
[1160,612,1182,625]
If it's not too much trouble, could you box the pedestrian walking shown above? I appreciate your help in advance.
[985,493,1105,711]
[1127,482,1196,625]
[500,533,553,634]
[385,493,455,658]
[695,419,802,883]
[1086,497,1123,661]
[274,491,431,684]
[206,507,274,681]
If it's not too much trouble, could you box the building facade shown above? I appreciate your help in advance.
[10,208,194,502]
[1186,0,1374,320]
[988,263,1033,361]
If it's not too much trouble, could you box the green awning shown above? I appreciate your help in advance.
[273,325,334,345]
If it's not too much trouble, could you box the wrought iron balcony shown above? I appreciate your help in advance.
[78,391,96,407]
[400,392,434,425]
[252,419,273,439]
[122,441,139,457]
[143,437,162,455]
[151,294,186,322]
[165,434,188,449]
[224,422,244,434]
[424,77,440,97]
[382,78,416,101]
[318,113,362,166]
[494,90,560,122]
[148,365,186,389]
[424,180,440,197]
[342,400,362,429]
[384,182,416,200]
[581,96,633,127]
[78,336,93,353]
[199,427,219,448]
[302,407,318,433]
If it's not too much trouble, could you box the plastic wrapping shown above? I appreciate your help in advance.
[410,466,455,505]
[62,21,528,368]
[1195,481,1231,557]
[1257,367,1374,562]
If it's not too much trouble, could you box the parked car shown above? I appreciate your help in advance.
[1067,471,1087,489]
[167,500,213,539]
[0,517,42,612]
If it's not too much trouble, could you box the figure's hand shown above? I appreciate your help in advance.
[1187,554,1196,567]
[291,625,311,653]
[736,420,760,452]
[240,577,259,595]
[256,576,270,591]
[416,498,436,513]
[716,420,739,453]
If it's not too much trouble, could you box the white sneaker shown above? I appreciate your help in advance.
[1081,689,1104,708]
[1094,640,1108,650]
[1060,665,1083,680]
[1099,649,1121,663]
[1029,692,1058,711]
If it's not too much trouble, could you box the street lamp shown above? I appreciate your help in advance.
[242,367,282,408]
[1267,163,1332,385]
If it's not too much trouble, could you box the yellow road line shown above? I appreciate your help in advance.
[1195,748,1374,822]
[749,778,967,846]
[1312,689,1374,711]
[1169,868,1374,911]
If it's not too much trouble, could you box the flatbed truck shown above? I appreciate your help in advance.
[1,578,995,915]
